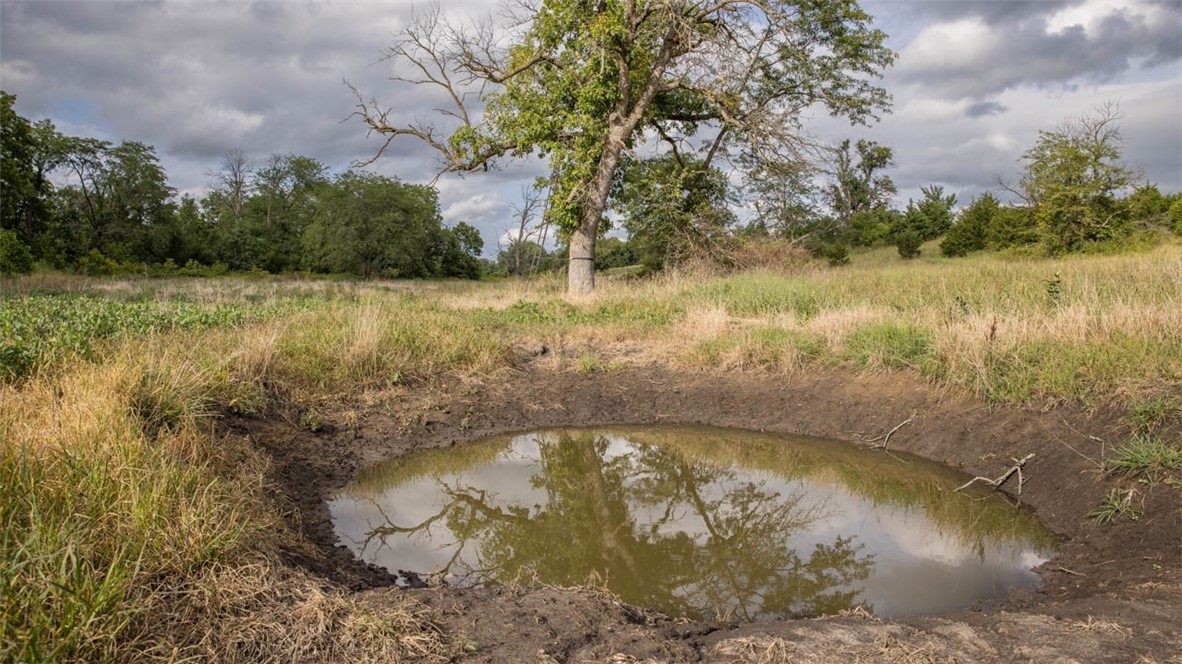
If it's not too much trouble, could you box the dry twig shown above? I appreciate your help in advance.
[866,413,915,451]
[955,453,1035,494]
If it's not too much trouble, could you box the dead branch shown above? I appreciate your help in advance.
[865,413,914,450]
[955,453,1036,495]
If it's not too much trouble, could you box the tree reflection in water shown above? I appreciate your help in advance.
[360,432,874,620]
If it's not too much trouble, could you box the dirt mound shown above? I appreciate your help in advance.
[240,366,1182,662]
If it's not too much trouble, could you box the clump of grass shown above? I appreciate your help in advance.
[575,353,612,373]
[1126,395,1181,434]
[268,301,513,396]
[691,276,824,320]
[1105,436,1182,481]
[1089,488,1141,524]
[1,315,456,661]
[687,327,809,372]
[843,322,934,371]
[133,560,449,663]
[0,365,263,661]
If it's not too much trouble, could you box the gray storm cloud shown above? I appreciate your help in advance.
[2,0,1179,242]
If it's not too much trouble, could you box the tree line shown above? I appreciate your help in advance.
[492,103,1181,279]
[0,91,483,278]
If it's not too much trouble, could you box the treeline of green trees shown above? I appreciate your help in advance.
[793,107,1182,263]
[494,104,1181,279]
[0,92,483,278]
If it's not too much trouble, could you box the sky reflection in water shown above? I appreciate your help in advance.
[330,427,1055,620]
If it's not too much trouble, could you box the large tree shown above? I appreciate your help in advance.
[1018,103,1136,253]
[355,0,894,294]
[827,139,895,226]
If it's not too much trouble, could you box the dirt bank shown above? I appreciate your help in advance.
[242,364,1181,663]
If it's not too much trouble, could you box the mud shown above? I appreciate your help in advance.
[241,364,1182,663]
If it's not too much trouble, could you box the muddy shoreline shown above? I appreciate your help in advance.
[242,365,1181,662]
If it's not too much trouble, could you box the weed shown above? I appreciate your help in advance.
[1044,271,1062,306]
[1089,488,1141,524]
[576,353,612,373]
[844,322,934,371]
[300,409,324,432]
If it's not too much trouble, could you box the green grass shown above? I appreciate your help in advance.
[1105,436,1182,481]
[668,244,1182,404]
[1088,488,1142,524]
[842,322,934,371]
[0,294,311,381]
[1126,395,1181,434]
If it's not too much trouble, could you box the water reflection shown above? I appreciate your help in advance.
[331,427,1056,620]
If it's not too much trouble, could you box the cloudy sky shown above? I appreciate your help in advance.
[2,0,1180,254]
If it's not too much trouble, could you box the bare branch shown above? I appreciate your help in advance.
[955,454,1036,495]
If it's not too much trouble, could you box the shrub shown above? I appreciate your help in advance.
[728,238,812,273]
[905,185,957,241]
[1169,198,1182,236]
[846,208,892,247]
[0,229,34,275]
[941,193,997,257]
[895,231,922,259]
[77,249,118,276]
[985,206,1040,249]
[821,242,850,267]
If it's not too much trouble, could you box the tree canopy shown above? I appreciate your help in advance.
[1019,104,1136,253]
[0,92,484,280]
[355,0,895,293]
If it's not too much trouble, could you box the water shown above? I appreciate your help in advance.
[330,426,1057,621]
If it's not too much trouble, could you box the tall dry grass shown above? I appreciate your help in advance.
[1,321,455,662]
[669,244,1182,404]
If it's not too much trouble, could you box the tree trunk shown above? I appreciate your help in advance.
[567,224,596,296]
[566,126,629,296]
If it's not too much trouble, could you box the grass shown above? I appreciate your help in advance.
[1105,436,1182,482]
[673,243,1182,405]
[2,243,1180,658]
[0,296,457,661]
[1088,488,1142,524]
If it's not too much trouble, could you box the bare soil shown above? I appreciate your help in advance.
[240,362,1182,663]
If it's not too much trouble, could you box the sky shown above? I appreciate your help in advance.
[2,0,1180,255]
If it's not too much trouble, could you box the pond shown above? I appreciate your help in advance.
[330,426,1057,621]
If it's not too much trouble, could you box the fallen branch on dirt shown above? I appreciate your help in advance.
[865,414,915,450]
[955,453,1035,495]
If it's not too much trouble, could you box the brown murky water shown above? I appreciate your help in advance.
[330,426,1056,620]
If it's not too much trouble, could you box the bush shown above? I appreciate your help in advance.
[821,242,850,266]
[1126,185,1170,224]
[904,185,957,241]
[985,206,1040,249]
[77,249,118,276]
[895,231,922,259]
[846,209,893,247]
[727,238,811,273]
[1169,199,1182,236]
[941,193,997,257]
[0,229,34,275]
